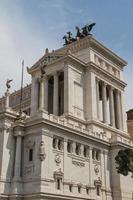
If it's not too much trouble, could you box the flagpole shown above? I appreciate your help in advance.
[19,60,24,115]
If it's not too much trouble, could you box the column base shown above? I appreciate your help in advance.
[38,110,49,119]
[11,178,23,194]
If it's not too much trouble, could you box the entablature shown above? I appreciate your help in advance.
[87,62,127,90]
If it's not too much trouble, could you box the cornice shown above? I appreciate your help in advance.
[89,37,127,67]
[28,53,86,74]
[87,119,131,139]
[28,35,127,75]
[24,115,110,147]
[87,61,127,89]
[0,109,18,120]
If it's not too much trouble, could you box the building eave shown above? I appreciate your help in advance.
[28,53,86,74]
[90,37,127,67]
[87,61,127,89]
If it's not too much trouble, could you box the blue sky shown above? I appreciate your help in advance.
[0,0,133,110]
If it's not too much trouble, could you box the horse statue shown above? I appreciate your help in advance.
[76,26,84,39]
[63,31,76,45]
[63,22,96,45]
[82,23,96,36]
[63,35,69,45]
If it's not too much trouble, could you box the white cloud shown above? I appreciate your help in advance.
[0,1,55,96]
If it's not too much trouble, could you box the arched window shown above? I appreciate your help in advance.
[69,184,73,192]
[78,185,81,193]
[58,138,63,150]
[92,149,95,160]
[53,137,57,149]
[96,185,100,196]
[29,149,33,161]
[84,146,89,157]
[67,141,73,153]
[75,143,81,155]
[96,150,100,161]
[57,179,61,190]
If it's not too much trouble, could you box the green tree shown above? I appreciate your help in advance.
[115,148,133,177]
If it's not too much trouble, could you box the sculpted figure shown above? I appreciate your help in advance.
[40,65,46,78]
[6,79,13,90]
[63,31,76,45]
[76,26,84,38]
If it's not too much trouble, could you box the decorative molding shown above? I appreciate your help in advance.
[53,168,63,179]
[94,164,99,175]
[24,164,34,175]
[72,158,85,167]
[25,139,35,149]
[94,177,102,186]
[55,154,61,166]
[39,141,46,161]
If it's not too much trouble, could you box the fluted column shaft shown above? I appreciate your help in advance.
[109,86,115,127]
[39,78,45,111]
[44,76,48,112]
[115,90,122,129]
[53,72,59,115]
[102,82,107,123]
[96,78,100,120]
[89,147,93,186]
[14,135,22,179]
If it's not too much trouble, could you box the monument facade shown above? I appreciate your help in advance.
[0,26,132,200]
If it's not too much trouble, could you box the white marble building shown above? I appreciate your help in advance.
[0,35,133,200]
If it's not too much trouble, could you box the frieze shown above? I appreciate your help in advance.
[72,159,85,167]
[24,164,34,175]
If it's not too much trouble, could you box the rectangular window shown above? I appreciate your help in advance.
[96,185,100,196]
[69,185,72,192]
[57,179,61,190]
[29,149,33,161]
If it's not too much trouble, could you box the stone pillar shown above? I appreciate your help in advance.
[30,77,39,116]
[89,147,93,186]
[101,150,106,192]
[102,82,107,123]
[13,129,23,180]
[39,78,45,111]
[5,90,10,108]
[96,78,100,120]
[53,72,59,115]
[64,65,68,115]
[109,86,115,127]
[115,90,122,130]
[44,75,48,112]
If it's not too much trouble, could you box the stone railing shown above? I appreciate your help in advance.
[39,113,133,146]
[41,113,110,143]
[110,134,133,147]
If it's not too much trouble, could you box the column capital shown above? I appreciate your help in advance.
[102,81,107,87]
[96,77,100,82]
[109,85,115,91]
[114,88,121,95]
[53,71,59,76]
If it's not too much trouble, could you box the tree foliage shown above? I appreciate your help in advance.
[115,148,133,176]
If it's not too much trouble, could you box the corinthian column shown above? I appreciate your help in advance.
[13,129,23,180]
[44,75,48,112]
[115,90,122,130]
[96,77,100,120]
[39,77,45,111]
[102,82,107,123]
[109,86,115,127]
[53,72,59,115]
